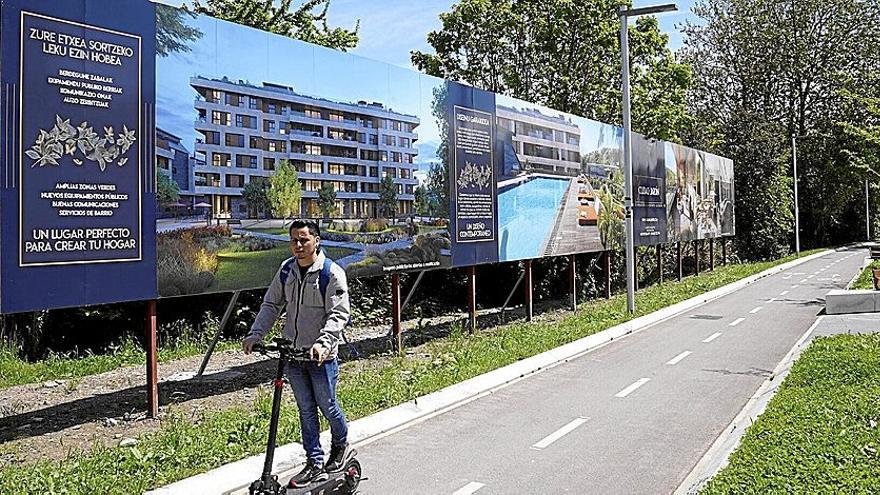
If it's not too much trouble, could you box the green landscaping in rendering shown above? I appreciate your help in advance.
[701,333,880,494]
[215,245,356,291]
[0,250,825,494]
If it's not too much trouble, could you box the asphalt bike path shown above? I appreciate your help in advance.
[352,248,865,494]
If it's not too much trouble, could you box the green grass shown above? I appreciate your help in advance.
[215,245,357,290]
[701,333,880,494]
[850,259,880,289]
[0,248,827,493]
[0,338,241,390]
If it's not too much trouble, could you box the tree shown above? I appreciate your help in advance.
[317,181,337,218]
[157,172,180,205]
[187,0,359,51]
[425,83,450,219]
[241,179,271,218]
[411,0,692,141]
[268,160,302,221]
[156,4,203,57]
[681,0,880,254]
[378,175,398,219]
[414,185,430,216]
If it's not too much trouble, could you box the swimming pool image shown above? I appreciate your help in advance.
[497,176,604,261]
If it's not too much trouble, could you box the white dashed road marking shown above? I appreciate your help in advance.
[615,379,651,398]
[729,318,745,327]
[531,417,590,450]
[703,332,723,343]
[453,481,486,495]
[666,351,692,365]
[749,307,762,314]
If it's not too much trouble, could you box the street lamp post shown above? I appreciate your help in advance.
[791,135,802,254]
[619,3,677,313]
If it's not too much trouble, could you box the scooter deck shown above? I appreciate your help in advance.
[285,456,361,495]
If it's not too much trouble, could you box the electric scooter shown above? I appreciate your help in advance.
[249,338,362,495]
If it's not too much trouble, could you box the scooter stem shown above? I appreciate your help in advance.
[260,350,287,481]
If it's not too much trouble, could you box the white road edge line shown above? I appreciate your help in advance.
[452,481,486,495]
[729,317,745,326]
[749,306,763,314]
[615,378,650,398]
[780,290,789,296]
[666,351,692,365]
[530,417,590,450]
[703,332,722,343]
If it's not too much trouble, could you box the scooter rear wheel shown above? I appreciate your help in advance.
[341,459,361,494]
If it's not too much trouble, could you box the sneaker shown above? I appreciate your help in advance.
[288,461,328,488]
[324,443,352,473]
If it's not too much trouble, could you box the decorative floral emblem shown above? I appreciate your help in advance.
[25,115,136,171]
[457,161,492,190]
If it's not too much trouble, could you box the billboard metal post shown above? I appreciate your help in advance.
[145,300,159,419]
[695,240,701,275]
[197,290,240,377]
[722,238,727,264]
[677,242,683,281]
[569,254,577,311]
[604,252,612,299]
[467,266,477,333]
[657,244,663,283]
[499,269,525,323]
[634,249,639,291]
[709,239,715,271]
[391,274,402,352]
[524,260,534,321]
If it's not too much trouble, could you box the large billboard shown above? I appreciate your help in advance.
[0,0,157,313]
[0,1,735,312]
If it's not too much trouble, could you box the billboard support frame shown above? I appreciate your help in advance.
[524,260,534,321]
[657,245,663,284]
[677,242,683,282]
[695,240,701,275]
[467,266,477,333]
[197,290,241,377]
[391,274,402,353]
[709,239,715,271]
[499,269,525,323]
[604,252,612,299]
[569,255,577,311]
[145,300,158,418]
[722,239,728,265]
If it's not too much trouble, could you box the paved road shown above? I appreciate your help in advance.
[351,248,866,494]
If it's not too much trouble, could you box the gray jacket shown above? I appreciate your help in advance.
[247,251,350,359]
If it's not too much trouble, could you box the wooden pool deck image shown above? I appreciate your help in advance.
[540,178,604,256]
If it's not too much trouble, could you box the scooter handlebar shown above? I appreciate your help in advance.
[251,339,312,359]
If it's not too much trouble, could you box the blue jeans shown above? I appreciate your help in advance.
[286,358,348,464]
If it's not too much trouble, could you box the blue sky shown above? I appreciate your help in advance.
[332,0,699,69]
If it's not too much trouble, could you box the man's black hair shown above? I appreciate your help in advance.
[289,219,321,238]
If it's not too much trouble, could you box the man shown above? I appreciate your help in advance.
[243,219,352,488]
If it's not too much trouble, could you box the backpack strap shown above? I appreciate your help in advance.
[278,258,297,302]
[318,257,359,359]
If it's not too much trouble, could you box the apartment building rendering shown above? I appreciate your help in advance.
[188,76,420,218]
[496,105,582,177]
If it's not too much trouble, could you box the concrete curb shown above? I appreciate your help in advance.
[674,316,825,495]
[147,249,834,495]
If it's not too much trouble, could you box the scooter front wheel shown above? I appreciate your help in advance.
[341,458,361,494]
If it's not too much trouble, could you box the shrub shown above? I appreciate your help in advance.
[362,218,388,233]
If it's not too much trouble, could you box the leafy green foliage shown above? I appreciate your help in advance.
[378,175,397,219]
[241,179,271,218]
[850,260,880,291]
[317,181,337,218]
[187,0,359,51]
[702,334,880,494]
[157,172,180,206]
[412,0,692,141]
[156,4,203,57]
[267,160,302,221]
[682,0,880,254]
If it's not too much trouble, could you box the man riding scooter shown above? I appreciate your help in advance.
[243,219,353,488]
